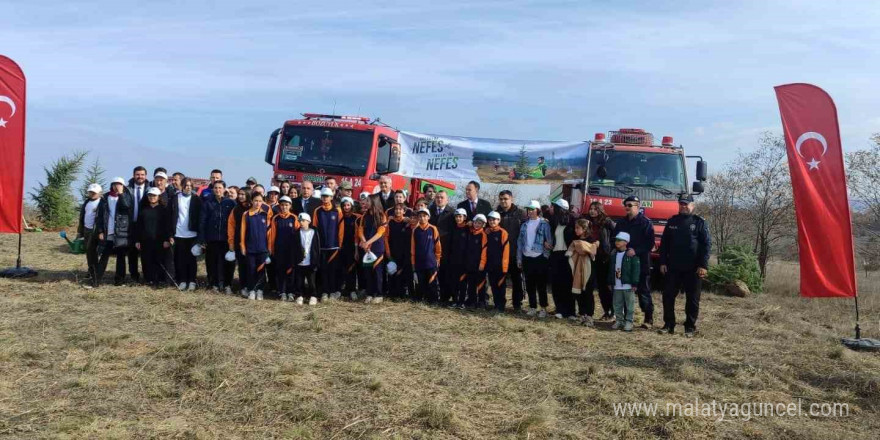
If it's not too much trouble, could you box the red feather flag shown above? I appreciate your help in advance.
[774,83,857,298]
[0,55,26,234]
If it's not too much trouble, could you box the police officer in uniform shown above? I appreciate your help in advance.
[657,194,711,338]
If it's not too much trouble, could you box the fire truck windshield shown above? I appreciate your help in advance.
[278,126,372,176]
[589,150,686,197]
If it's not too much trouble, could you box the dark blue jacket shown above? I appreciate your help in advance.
[658,213,711,271]
[199,196,236,243]
[613,212,654,274]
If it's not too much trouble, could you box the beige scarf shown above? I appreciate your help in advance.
[567,239,598,294]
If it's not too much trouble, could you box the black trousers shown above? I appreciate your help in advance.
[319,249,341,294]
[550,251,575,317]
[508,263,524,310]
[447,263,467,305]
[140,240,165,285]
[246,252,268,291]
[341,246,357,293]
[390,262,413,299]
[205,241,227,288]
[173,237,198,284]
[663,268,702,331]
[275,258,295,294]
[593,256,613,316]
[415,268,440,303]
[522,255,549,309]
[364,260,385,297]
[356,249,367,292]
[466,270,487,306]
[636,253,653,323]
[127,244,140,282]
[295,265,317,298]
[96,238,127,285]
[223,252,236,291]
[82,228,99,282]
[488,269,507,311]
[574,270,596,317]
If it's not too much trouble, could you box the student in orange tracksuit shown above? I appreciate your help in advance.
[339,197,361,300]
[268,196,300,302]
[485,211,510,312]
[239,192,271,300]
[411,208,442,304]
[312,187,345,301]
[464,214,488,309]
[358,196,388,304]
[385,203,413,301]
[448,208,471,308]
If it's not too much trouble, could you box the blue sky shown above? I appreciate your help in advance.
[2,0,879,192]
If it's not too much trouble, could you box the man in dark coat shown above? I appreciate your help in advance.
[612,195,656,328]
[496,190,526,311]
[429,190,455,304]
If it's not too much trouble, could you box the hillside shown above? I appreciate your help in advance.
[0,233,878,439]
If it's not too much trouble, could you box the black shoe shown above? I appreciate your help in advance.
[657,326,674,335]
[113,279,124,286]
[684,329,696,338]
[641,320,654,329]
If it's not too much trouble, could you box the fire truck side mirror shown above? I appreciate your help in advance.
[265,128,281,165]
[696,160,708,181]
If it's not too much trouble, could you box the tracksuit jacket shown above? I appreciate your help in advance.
[200,196,236,243]
[239,208,270,254]
[411,223,442,271]
[385,217,412,264]
[465,227,488,272]
[485,225,510,273]
[312,204,344,249]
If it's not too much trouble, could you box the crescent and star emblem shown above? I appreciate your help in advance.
[795,131,827,171]
[0,95,16,128]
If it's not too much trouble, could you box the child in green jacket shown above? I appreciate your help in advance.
[607,231,640,331]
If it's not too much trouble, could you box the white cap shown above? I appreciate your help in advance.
[487,211,501,220]
[111,177,125,185]
[87,183,102,193]
[454,208,467,216]
[320,188,334,197]
[473,214,487,224]
[279,196,292,204]
[417,207,430,215]
[553,199,570,211]
[298,213,311,223]
[268,186,280,194]
[154,171,168,179]
[359,191,370,200]
[526,200,541,210]
[341,197,354,206]
[147,187,161,196]
[615,231,631,242]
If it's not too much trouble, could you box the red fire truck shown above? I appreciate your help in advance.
[560,128,707,260]
[263,113,455,201]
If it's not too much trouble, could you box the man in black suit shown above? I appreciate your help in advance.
[127,165,150,283]
[430,190,456,304]
[456,180,492,220]
[372,175,395,211]
[293,180,321,215]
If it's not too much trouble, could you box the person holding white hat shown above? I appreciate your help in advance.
[135,186,172,288]
[484,211,511,312]
[517,200,552,317]
[358,196,389,304]
[549,198,577,320]
[293,212,320,305]
[447,208,471,308]
[411,207,442,304]
[312,187,345,301]
[463,214,489,308]
[268,195,299,301]
[240,191,271,300]
[200,179,236,294]
[339,196,361,300]
[77,183,104,285]
[94,177,135,287]
[168,177,202,291]
[608,231,639,332]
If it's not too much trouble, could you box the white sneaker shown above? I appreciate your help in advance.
[583,316,595,328]
[224,287,232,295]
[240,288,248,297]
[256,289,263,297]
[212,286,219,293]
[177,282,187,291]
[256,291,264,301]
[526,308,537,317]
[373,297,383,304]
[624,322,633,332]
[568,315,580,322]
[365,296,373,304]
[554,313,563,319]
[331,291,341,300]
[248,291,256,300]
[188,283,196,291]
[537,310,548,319]
[321,293,329,302]
[295,296,304,305]
[308,297,318,306]
[280,293,288,302]
[350,292,358,301]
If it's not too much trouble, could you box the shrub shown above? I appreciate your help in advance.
[29,151,87,229]
[707,245,763,293]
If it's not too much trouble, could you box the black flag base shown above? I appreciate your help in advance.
[0,266,38,278]
[841,338,880,352]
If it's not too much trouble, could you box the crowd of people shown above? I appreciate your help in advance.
[76,167,711,336]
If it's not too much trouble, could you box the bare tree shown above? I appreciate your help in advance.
[847,133,880,268]
[700,167,747,255]
[733,132,795,278]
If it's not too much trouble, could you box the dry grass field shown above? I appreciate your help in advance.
[1,232,879,439]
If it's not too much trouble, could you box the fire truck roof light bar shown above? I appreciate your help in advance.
[302,113,371,123]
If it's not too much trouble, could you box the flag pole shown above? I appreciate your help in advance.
[0,210,37,278]
[854,295,861,340]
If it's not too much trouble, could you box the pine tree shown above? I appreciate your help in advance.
[29,151,87,229]
[79,157,107,202]
[514,145,530,179]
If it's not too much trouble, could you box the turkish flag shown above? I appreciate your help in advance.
[0,55,26,234]
[775,83,857,298]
